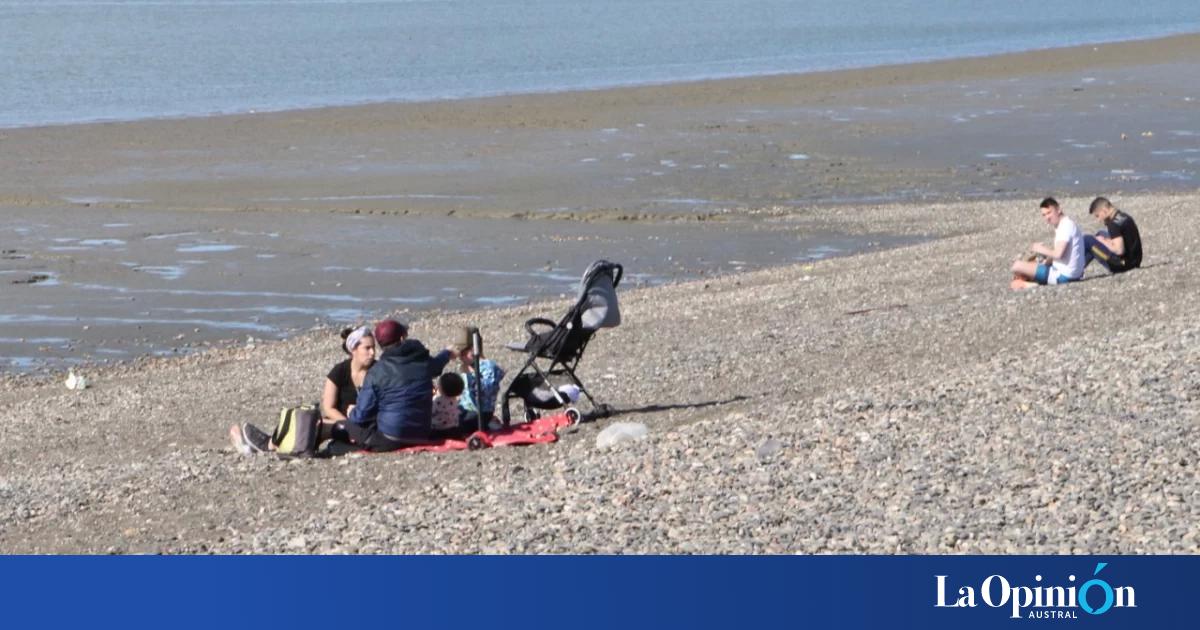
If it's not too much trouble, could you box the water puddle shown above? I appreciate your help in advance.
[326,265,580,283]
[71,282,436,304]
[0,313,276,332]
[176,243,241,253]
[475,296,525,305]
[62,196,147,204]
[132,265,187,280]
[144,231,201,241]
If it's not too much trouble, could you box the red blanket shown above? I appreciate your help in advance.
[369,411,577,454]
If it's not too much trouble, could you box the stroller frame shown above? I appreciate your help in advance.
[501,260,623,426]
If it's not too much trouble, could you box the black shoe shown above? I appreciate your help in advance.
[241,422,272,453]
[228,424,253,456]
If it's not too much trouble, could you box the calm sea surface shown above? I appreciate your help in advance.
[2,0,1200,128]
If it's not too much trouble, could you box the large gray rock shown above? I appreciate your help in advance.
[595,422,649,449]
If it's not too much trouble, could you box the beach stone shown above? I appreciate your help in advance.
[749,435,781,460]
[595,422,649,449]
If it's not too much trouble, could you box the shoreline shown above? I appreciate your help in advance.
[2,190,1198,553]
[4,30,1199,377]
[4,31,1199,132]
[0,188,1187,385]
[0,202,927,374]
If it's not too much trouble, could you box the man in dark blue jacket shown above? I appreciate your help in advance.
[342,319,453,451]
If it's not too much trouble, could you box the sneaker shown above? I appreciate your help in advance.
[228,424,253,456]
[240,422,272,453]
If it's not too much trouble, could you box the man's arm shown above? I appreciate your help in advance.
[428,349,453,377]
[348,373,378,425]
[1096,234,1125,256]
[1032,238,1069,261]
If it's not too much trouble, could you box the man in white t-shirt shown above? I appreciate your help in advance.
[1010,197,1085,290]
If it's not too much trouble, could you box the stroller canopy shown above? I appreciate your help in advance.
[578,259,622,330]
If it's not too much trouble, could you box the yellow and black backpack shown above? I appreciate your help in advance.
[271,404,320,457]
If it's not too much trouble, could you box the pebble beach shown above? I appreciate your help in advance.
[2,191,1197,554]
[3,25,1200,553]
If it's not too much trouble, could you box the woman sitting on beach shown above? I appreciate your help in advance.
[322,325,376,421]
[230,325,376,454]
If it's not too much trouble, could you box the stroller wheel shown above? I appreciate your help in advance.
[565,407,581,425]
[466,435,486,451]
[595,403,613,419]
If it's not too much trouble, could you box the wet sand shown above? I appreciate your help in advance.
[2,205,917,370]
[2,34,1199,218]
[2,33,1199,371]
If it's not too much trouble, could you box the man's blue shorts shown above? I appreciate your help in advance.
[1034,263,1077,285]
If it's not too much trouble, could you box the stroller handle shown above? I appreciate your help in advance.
[610,263,624,288]
[523,317,557,338]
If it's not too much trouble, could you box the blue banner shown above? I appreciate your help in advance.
[0,556,1191,629]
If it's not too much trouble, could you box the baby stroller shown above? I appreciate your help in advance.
[501,260,623,425]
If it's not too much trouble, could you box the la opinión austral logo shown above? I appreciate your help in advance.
[935,562,1135,620]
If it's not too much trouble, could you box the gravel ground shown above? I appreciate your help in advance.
[1,192,1197,554]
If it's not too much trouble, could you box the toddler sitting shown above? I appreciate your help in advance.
[431,372,466,438]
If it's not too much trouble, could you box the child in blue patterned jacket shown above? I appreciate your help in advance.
[453,326,506,432]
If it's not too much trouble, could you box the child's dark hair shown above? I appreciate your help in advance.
[437,372,464,397]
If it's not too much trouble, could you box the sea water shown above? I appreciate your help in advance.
[2,0,1200,128]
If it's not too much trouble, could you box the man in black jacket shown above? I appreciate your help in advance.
[1083,196,1143,274]
[341,319,454,451]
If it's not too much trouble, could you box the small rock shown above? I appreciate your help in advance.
[755,438,783,460]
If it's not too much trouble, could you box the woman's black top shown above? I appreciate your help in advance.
[326,359,358,415]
